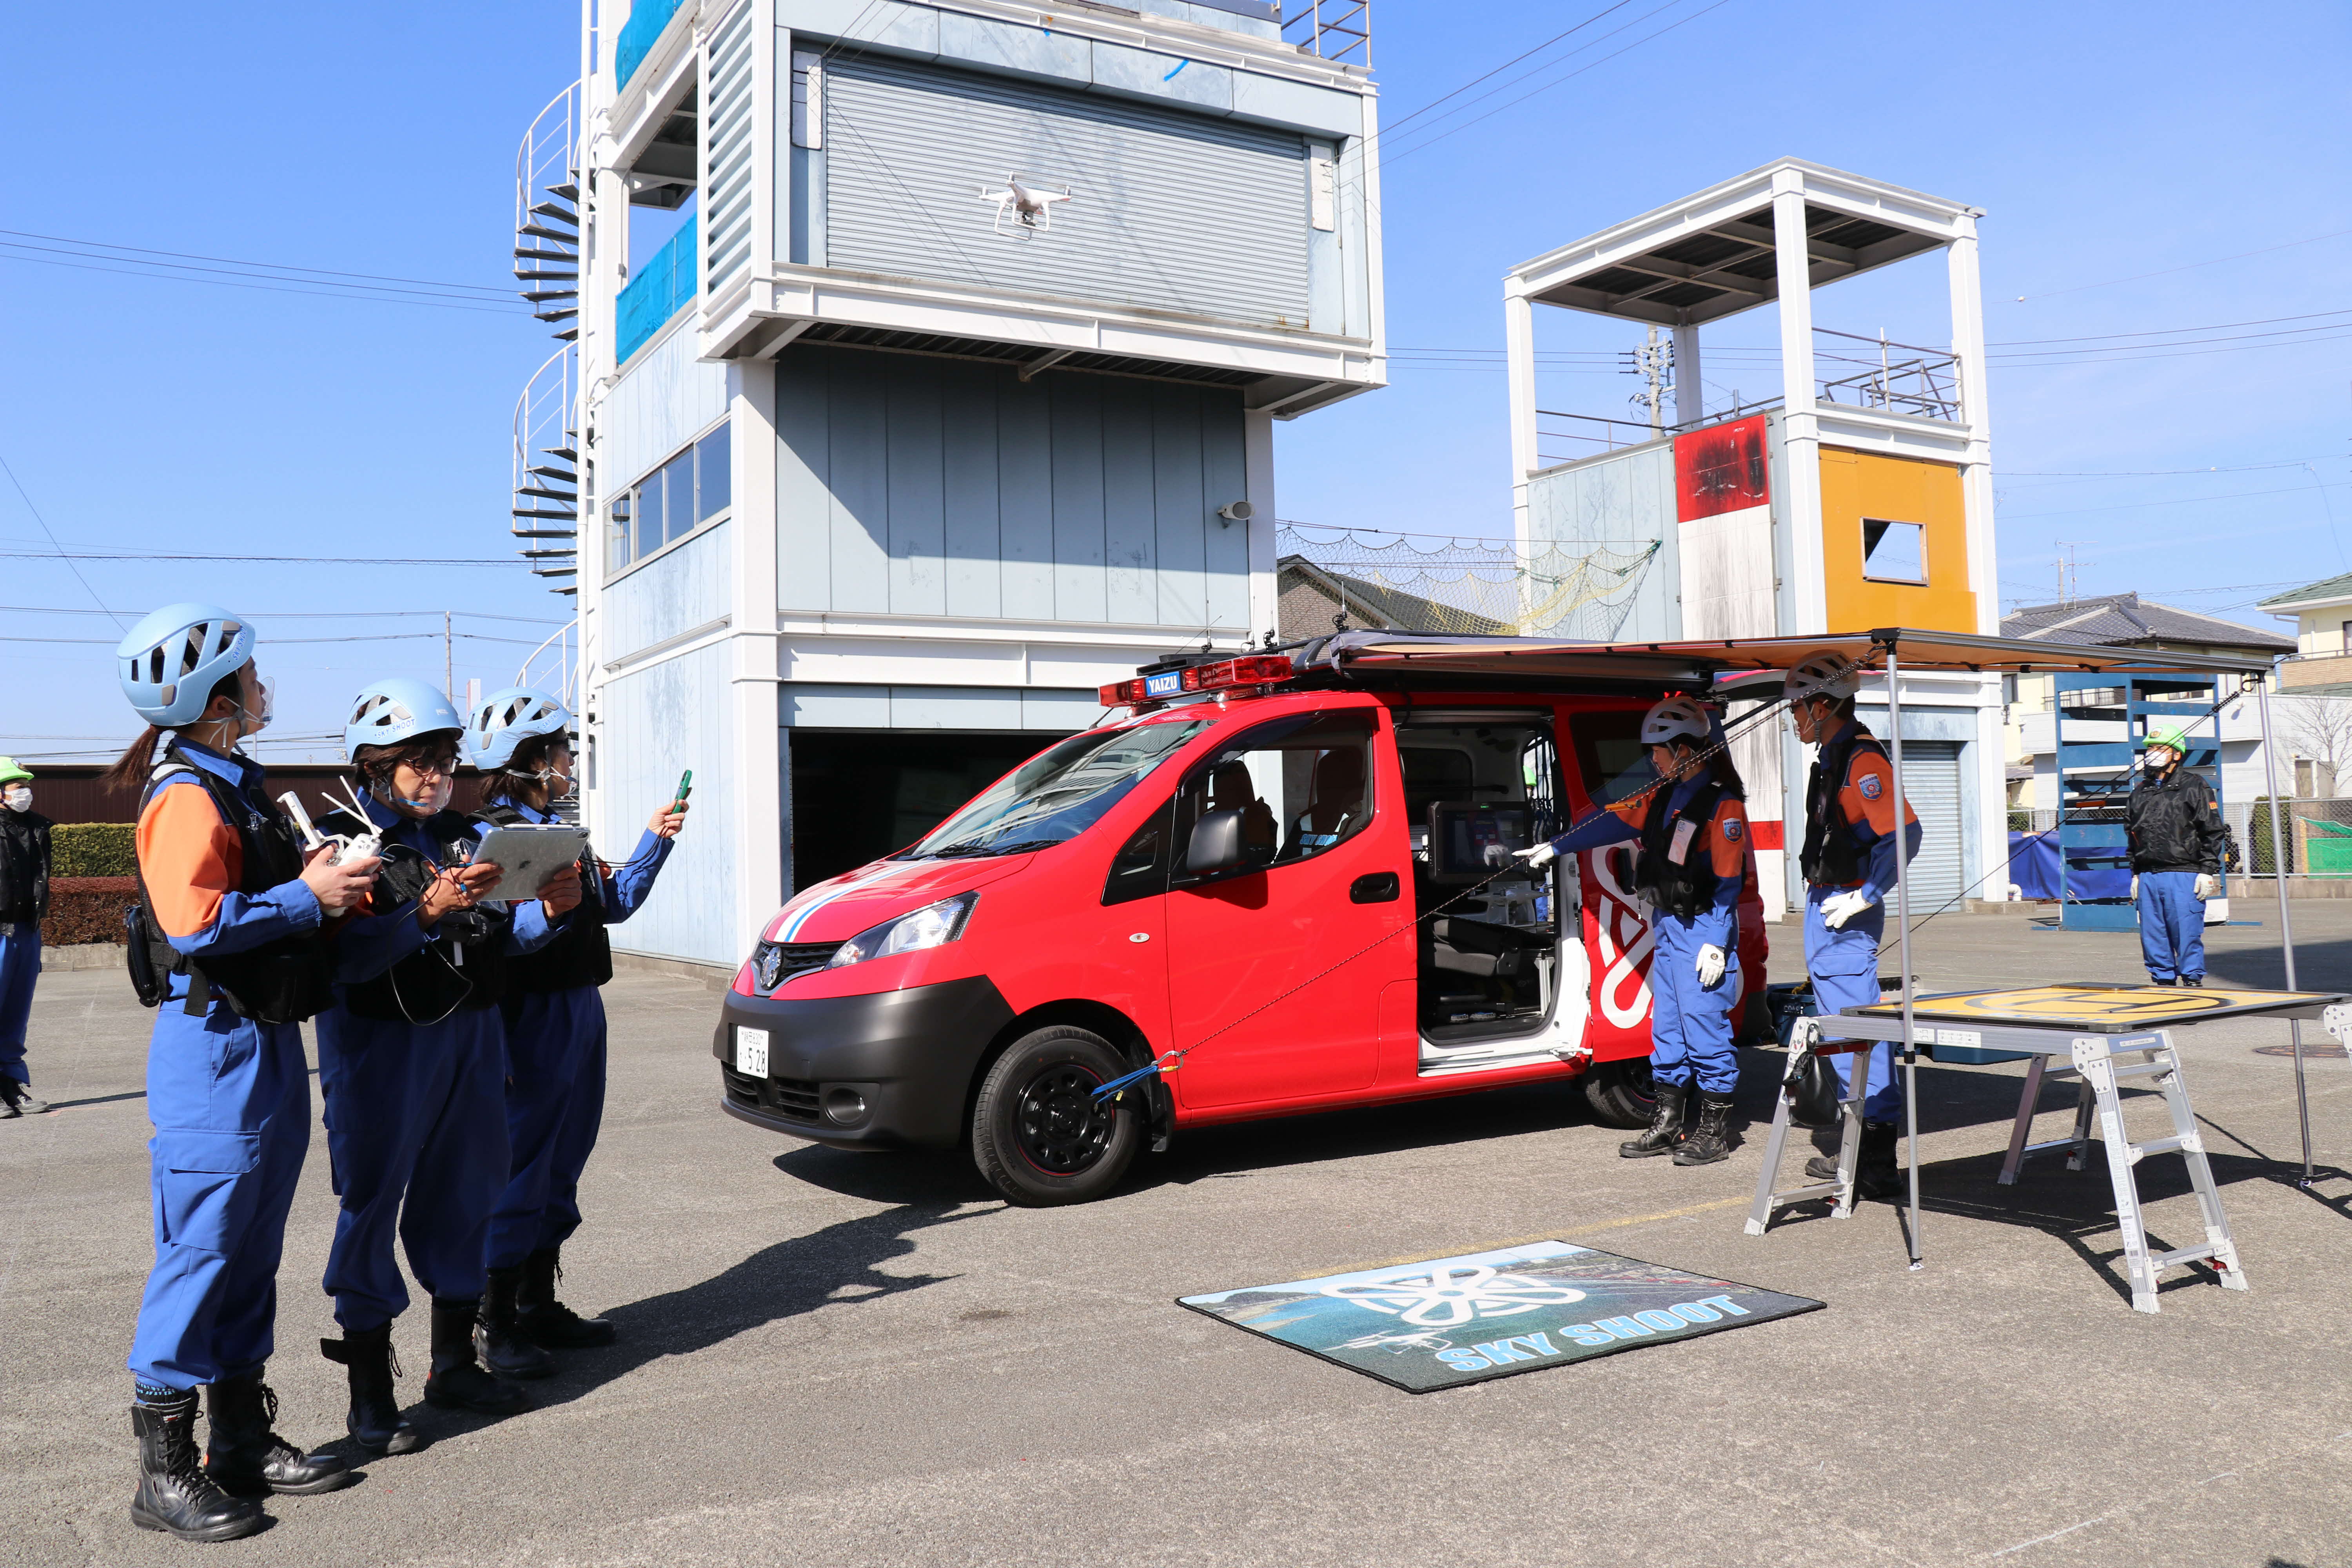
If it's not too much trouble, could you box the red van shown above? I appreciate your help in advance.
[715,636,1770,1205]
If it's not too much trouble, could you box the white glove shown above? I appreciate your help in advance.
[2194,873,2218,900]
[1819,889,1874,929]
[1514,841,1559,870]
[1695,944,1726,988]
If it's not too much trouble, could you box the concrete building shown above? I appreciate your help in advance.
[506,0,1385,971]
[1500,160,2005,917]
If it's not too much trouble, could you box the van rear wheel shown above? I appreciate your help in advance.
[1582,1057,1658,1129]
[971,1026,1141,1207]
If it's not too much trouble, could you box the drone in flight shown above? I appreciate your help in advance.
[980,173,1074,236]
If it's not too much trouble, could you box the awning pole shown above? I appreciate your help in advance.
[1883,639,1924,1270]
[2253,671,2314,1185]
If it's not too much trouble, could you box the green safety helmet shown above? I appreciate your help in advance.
[2143,726,2192,757]
[0,757,29,786]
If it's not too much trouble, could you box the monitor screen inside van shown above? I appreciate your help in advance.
[1428,804,1534,884]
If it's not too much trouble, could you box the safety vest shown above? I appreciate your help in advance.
[129,742,336,1024]
[475,802,611,995]
[1632,777,1736,920]
[318,805,512,1024]
[1800,726,1887,889]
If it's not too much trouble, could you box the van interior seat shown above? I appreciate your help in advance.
[1207,761,1278,863]
[1289,745,1366,854]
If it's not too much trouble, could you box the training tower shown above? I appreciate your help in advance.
[1501,160,2004,916]
[506,0,1386,970]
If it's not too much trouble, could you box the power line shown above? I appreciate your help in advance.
[0,604,566,624]
[1359,1,1641,145]
[0,550,521,566]
[0,227,514,297]
[2004,458,2350,477]
[0,250,532,317]
[2000,480,2352,522]
[2010,228,2352,303]
[0,450,125,631]
[1988,305,2352,347]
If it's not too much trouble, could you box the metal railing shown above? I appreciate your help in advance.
[1282,0,1369,65]
[1532,397,1784,466]
[1813,327,1959,421]
[512,345,580,593]
[513,85,581,343]
[515,619,581,711]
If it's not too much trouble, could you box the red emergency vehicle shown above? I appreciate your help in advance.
[716,633,1770,1205]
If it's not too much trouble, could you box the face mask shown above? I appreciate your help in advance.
[370,772,454,817]
[2,787,28,813]
[529,761,577,802]
[244,675,275,734]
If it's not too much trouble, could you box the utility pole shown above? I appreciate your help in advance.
[444,611,453,697]
[1626,325,1673,436]
[2054,541,2092,605]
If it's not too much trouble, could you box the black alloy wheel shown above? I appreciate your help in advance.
[1582,1055,1659,1129]
[971,1025,1143,1206]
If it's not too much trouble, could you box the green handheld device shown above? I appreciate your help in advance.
[675,769,693,808]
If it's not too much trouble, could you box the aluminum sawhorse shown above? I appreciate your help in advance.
[1747,1013,2294,1313]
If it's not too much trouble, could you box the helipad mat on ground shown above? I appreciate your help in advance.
[1849,983,2343,1031]
[1178,1241,1822,1392]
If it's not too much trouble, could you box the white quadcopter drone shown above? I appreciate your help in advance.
[979,173,1073,236]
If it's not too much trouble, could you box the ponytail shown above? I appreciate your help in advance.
[99,668,250,800]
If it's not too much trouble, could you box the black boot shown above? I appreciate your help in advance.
[1673,1092,1736,1166]
[1619,1082,1686,1158]
[1806,1120,1904,1191]
[2147,976,2177,987]
[476,1267,555,1380]
[203,1368,355,1496]
[517,1247,616,1349]
[321,1326,418,1456]
[2179,976,2204,989]
[421,1298,526,1413]
[130,1393,267,1542]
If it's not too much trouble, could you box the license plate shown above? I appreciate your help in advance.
[1144,670,1183,697]
[736,1026,770,1078]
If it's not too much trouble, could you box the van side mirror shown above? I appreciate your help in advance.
[1185,808,1248,875]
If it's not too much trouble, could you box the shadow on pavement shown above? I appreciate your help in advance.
[405,1202,984,1442]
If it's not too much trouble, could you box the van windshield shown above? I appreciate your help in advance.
[907,719,1214,859]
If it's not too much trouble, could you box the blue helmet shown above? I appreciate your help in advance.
[468,686,573,771]
[116,603,255,728]
[344,679,466,762]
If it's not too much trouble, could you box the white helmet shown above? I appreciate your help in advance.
[1641,696,1712,746]
[1784,651,1860,704]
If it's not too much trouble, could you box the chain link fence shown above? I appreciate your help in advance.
[2223,797,2352,878]
[1275,525,1662,641]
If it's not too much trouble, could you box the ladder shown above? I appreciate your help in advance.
[1748,1020,2250,1314]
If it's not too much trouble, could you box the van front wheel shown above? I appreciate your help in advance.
[971,1026,1142,1207]
[1582,1056,1658,1129]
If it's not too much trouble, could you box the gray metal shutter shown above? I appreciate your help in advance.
[822,56,1310,329]
[1896,741,1965,912]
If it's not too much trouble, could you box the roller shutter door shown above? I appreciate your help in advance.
[822,56,1310,328]
[1896,741,1965,912]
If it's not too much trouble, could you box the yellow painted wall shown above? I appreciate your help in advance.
[1819,448,1978,633]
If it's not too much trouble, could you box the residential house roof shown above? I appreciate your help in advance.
[2257,571,2352,612]
[1999,592,2291,655]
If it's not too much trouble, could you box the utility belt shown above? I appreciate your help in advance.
[321,807,512,1025]
[125,751,336,1025]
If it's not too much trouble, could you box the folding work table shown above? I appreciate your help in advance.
[1748,983,2352,1312]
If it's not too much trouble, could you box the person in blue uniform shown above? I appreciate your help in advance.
[1785,652,1923,1198]
[2127,725,2224,987]
[1518,696,1755,1165]
[312,679,582,1455]
[467,688,682,1354]
[0,756,52,1117]
[105,604,378,1542]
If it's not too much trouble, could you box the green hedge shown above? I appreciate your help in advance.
[51,822,136,878]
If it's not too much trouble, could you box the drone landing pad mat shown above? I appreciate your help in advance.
[1178,1242,1821,1393]
[1849,984,2344,1033]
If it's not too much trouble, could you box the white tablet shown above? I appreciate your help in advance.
[470,826,591,898]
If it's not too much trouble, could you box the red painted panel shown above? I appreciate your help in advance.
[1673,414,1770,521]
[1748,819,1784,851]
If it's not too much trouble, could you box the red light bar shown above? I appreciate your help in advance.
[1099,653,1294,707]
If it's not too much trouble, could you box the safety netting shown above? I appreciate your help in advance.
[1276,525,1662,641]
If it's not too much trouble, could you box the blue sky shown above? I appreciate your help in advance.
[3,0,2347,763]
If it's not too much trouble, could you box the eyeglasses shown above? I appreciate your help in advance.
[405,757,459,779]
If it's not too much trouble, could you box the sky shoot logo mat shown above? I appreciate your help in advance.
[1179,1241,1823,1392]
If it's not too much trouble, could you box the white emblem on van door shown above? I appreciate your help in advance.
[1129,933,1150,943]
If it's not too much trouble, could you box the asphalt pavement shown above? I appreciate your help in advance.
[9,907,2352,1567]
